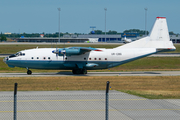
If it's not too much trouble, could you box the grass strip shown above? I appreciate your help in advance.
[1,76,180,99]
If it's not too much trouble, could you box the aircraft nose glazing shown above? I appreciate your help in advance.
[3,57,8,63]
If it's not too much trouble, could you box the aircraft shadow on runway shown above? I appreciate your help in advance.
[0,71,161,77]
[56,71,161,75]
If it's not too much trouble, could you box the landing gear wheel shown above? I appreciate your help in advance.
[81,69,87,74]
[27,70,32,75]
[75,69,81,74]
[72,68,87,74]
[72,69,87,74]
[72,69,76,74]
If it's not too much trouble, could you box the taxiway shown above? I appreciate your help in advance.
[1,90,180,119]
[0,71,180,77]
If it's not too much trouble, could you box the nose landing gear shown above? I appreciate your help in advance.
[27,70,32,75]
[26,67,32,75]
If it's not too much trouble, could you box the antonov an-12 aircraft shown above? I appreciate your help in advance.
[3,17,176,75]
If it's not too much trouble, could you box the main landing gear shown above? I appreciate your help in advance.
[27,70,32,75]
[72,69,87,74]
[26,67,32,75]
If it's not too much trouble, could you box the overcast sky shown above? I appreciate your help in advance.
[0,0,180,34]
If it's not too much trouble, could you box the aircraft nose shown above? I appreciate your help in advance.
[3,57,8,63]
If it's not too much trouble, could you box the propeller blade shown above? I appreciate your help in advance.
[56,43,58,59]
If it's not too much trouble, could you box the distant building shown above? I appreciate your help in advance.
[170,35,180,43]
[4,32,11,35]
[15,33,138,43]
[121,33,139,38]
[40,34,44,38]
[15,33,180,43]
[78,34,121,42]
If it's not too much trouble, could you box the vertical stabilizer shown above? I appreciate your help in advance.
[117,17,176,50]
[149,17,170,42]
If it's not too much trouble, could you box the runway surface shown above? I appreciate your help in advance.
[1,90,180,120]
[0,71,180,77]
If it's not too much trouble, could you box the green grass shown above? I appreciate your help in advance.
[1,76,180,99]
[119,90,180,99]
[111,57,180,70]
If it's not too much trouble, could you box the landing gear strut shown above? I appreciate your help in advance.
[72,69,87,74]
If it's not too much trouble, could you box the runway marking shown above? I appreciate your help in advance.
[1,108,180,113]
[0,98,146,103]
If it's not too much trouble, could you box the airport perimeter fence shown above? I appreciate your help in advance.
[2,83,180,119]
[1,82,125,120]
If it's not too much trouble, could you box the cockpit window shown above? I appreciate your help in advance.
[16,52,21,56]
[9,54,16,58]
[15,52,20,56]
[16,52,25,56]
[9,52,25,58]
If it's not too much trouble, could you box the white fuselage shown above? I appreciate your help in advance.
[4,47,156,70]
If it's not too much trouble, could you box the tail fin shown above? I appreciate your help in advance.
[149,17,170,42]
[117,17,176,50]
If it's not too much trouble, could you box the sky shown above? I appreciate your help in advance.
[0,0,180,34]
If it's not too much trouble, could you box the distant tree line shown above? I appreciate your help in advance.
[123,29,149,35]
[0,32,7,41]
[0,32,84,38]
[169,31,176,35]
[0,29,179,39]
[0,36,7,41]
[89,30,120,35]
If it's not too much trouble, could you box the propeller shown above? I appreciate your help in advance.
[62,49,66,61]
[56,47,58,58]
[52,48,59,59]
[52,41,66,60]
[62,41,66,61]
[52,48,66,60]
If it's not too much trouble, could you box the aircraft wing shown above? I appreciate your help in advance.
[52,47,102,56]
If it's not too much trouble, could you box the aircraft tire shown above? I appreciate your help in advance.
[27,70,32,75]
[72,69,76,74]
[82,69,87,74]
[72,69,87,74]
[76,69,82,74]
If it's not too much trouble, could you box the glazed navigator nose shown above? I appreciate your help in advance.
[3,57,8,63]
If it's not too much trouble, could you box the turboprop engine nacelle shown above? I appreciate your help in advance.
[52,48,82,56]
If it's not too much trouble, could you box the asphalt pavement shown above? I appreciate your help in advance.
[0,71,180,77]
[1,90,180,120]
